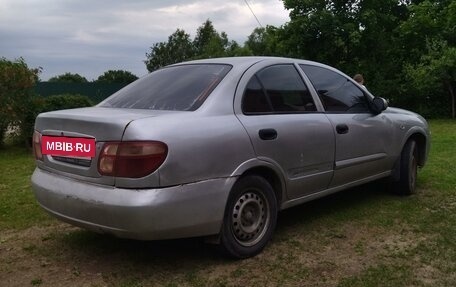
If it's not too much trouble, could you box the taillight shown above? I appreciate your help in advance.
[98,141,168,178]
[33,131,43,160]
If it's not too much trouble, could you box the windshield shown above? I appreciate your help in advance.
[99,64,232,111]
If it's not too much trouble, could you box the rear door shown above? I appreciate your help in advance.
[235,62,335,200]
[300,64,395,187]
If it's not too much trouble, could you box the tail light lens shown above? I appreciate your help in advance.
[33,131,43,160]
[98,141,168,178]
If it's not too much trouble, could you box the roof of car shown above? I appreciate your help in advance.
[170,56,321,67]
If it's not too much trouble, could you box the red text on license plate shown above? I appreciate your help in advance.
[41,136,96,157]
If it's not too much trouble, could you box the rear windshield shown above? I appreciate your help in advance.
[99,64,232,111]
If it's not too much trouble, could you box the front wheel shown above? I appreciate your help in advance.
[394,140,418,195]
[220,175,278,259]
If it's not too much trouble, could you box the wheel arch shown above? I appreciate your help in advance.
[242,167,284,206]
[405,131,428,167]
[391,129,428,182]
[230,159,287,207]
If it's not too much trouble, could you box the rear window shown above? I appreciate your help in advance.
[99,64,232,111]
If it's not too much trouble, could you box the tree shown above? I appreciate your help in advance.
[48,72,88,83]
[145,20,243,71]
[192,20,243,58]
[193,20,220,55]
[398,1,447,65]
[245,26,286,56]
[397,0,456,117]
[280,0,408,70]
[95,70,138,84]
[280,0,364,65]
[225,41,253,57]
[0,57,40,146]
[279,0,455,117]
[349,0,410,99]
[145,29,195,72]
[245,27,269,55]
[405,40,456,118]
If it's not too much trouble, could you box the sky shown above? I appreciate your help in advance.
[0,0,290,81]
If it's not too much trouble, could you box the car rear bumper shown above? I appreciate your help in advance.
[31,168,235,240]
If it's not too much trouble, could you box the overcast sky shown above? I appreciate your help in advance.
[0,0,290,80]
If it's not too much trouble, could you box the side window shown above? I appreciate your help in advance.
[242,65,317,114]
[242,76,273,113]
[300,65,369,113]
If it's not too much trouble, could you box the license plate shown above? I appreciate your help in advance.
[41,136,96,158]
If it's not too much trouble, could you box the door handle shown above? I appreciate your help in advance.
[336,124,349,134]
[259,129,277,140]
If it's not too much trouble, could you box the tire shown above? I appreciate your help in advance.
[394,140,418,195]
[219,175,278,259]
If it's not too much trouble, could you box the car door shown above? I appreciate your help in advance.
[235,62,335,200]
[300,64,396,187]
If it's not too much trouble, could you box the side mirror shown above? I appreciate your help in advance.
[371,97,388,114]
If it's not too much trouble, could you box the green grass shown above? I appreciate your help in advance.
[335,119,456,286]
[0,146,51,230]
[0,120,455,286]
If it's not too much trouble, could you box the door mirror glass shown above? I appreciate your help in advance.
[372,97,388,114]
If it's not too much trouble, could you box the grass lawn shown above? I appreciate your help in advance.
[0,147,51,230]
[0,120,455,286]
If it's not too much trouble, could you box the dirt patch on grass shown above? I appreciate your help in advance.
[200,222,436,286]
[0,224,107,287]
[0,219,442,287]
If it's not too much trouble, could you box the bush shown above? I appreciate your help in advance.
[0,57,39,147]
[17,97,46,147]
[42,94,94,111]
[0,122,7,147]
[18,94,93,147]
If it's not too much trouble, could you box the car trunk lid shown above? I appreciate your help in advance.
[34,107,162,185]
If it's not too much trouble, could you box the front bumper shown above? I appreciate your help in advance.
[31,168,236,240]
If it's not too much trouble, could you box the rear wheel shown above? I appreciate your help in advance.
[220,175,277,259]
[394,140,418,195]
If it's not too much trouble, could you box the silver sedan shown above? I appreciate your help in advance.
[31,57,430,258]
